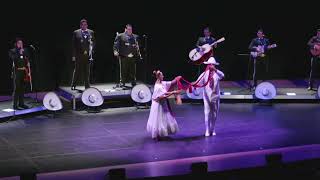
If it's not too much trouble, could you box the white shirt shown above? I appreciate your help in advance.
[196,68,224,102]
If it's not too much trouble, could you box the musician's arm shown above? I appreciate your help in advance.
[265,39,270,51]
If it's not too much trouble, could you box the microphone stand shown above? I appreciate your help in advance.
[29,45,39,104]
[143,35,147,83]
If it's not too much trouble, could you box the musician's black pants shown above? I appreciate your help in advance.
[13,70,25,107]
[71,55,90,89]
[119,56,136,86]
[250,56,269,87]
[308,56,320,89]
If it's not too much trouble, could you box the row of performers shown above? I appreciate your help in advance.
[8,19,320,110]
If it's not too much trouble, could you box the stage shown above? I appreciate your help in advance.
[1,79,318,120]
[0,103,320,179]
[58,79,320,110]
[0,93,47,120]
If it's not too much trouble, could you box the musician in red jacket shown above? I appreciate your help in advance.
[307,28,320,90]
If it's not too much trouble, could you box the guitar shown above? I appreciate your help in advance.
[310,43,320,57]
[189,37,225,65]
[250,44,277,58]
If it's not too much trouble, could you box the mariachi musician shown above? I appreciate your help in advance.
[113,24,141,88]
[189,27,225,70]
[248,29,276,90]
[9,38,31,110]
[307,28,320,90]
[195,27,217,75]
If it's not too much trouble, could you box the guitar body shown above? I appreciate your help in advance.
[310,43,320,57]
[250,44,277,59]
[189,37,225,65]
[189,44,213,65]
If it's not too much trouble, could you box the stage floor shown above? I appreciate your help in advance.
[0,103,320,179]
[0,97,45,120]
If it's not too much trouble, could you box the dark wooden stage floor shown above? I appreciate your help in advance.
[0,102,320,179]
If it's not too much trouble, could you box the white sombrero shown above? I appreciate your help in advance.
[81,87,104,107]
[131,84,152,103]
[203,57,219,65]
[43,92,63,111]
[186,86,203,99]
[254,82,277,100]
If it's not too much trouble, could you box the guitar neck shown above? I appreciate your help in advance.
[209,38,225,47]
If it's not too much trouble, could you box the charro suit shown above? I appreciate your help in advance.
[9,48,29,108]
[113,32,139,86]
[71,28,95,89]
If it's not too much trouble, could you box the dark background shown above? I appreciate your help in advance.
[0,1,318,95]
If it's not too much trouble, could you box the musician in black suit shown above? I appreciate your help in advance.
[113,24,140,88]
[307,28,320,90]
[195,27,217,75]
[71,19,95,90]
[196,27,216,47]
[9,38,30,110]
[248,29,271,89]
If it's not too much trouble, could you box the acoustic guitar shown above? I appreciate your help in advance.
[189,37,225,65]
[250,44,277,58]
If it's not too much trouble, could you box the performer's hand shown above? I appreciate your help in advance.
[173,90,182,94]
[114,51,119,56]
[164,92,173,97]
[72,57,76,61]
[175,76,182,80]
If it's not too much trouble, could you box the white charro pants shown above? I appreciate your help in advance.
[204,98,220,133]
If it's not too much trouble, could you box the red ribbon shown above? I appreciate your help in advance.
[176,66,214,93]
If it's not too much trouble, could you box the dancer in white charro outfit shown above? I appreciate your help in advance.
[194,57,224,137]
[147,70,181,140]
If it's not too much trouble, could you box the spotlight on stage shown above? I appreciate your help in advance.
[186,86,203,99]
[43,92,63,118]
[131,84,152,109]
[254,82,276,100]
[81,87,104,112]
